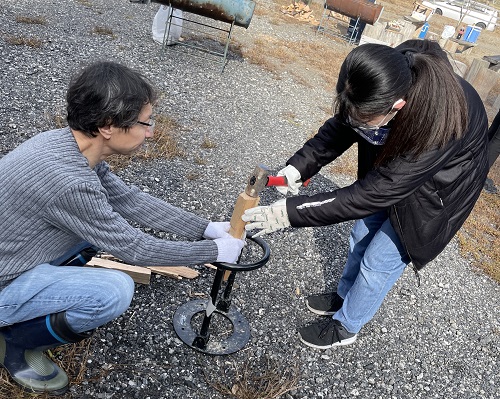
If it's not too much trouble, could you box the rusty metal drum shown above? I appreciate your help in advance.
[152,0,256,28]
[325,0,383,25]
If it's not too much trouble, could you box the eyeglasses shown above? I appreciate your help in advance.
[136,116,156,130]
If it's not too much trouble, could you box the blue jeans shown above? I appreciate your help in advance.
[0,243,135,333]
[333,211,409,333]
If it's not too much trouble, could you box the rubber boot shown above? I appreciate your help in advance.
[0,312,92,395]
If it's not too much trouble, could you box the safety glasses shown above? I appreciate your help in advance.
[346,109,399,146]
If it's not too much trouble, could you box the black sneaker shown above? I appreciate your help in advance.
[305,292,343,315]
[298,319,357,349]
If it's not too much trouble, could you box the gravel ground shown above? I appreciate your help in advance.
[1,1,499,398]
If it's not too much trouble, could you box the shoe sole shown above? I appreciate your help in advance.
[305,300,336,316]
[298,333,357,349]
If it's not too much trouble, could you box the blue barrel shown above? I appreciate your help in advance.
[152,0,256,28]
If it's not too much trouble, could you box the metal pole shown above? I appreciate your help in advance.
[192,267,224,349]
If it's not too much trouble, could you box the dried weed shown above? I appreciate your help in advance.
[206,355,300,399]
[108,114,185,171]
[5,36,43,48]
[93,26,114,36]
[15,16,47,25]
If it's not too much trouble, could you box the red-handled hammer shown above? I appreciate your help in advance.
[266,175,311,188]
[228,165,310,240]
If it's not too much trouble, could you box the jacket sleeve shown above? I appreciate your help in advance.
[286,116,358,181]
[287,139,464,228]
[94,162,209,240]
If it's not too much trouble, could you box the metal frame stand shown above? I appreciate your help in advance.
[161,5,235,73]
[317,6,359,44]
[173,233,270,355]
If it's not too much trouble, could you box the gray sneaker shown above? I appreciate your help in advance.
[298,319,357,349]
[305,292,343,315]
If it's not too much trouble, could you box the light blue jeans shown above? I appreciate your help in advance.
[0,243,135,333]
[333,211,410,333]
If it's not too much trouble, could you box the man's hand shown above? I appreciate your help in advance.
[214,237,245,263]
[203,221,231,239]
[276,165,302,195]
[241,199,290,237]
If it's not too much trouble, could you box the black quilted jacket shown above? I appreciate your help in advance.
[286,78,489,269]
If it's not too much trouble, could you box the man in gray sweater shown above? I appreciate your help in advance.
[0,61,245,394]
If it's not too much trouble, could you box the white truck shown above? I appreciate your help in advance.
[421,0,498,31]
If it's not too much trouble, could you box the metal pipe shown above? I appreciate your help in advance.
[192,267,225,349]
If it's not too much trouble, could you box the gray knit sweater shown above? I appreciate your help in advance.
[0,128,218,288]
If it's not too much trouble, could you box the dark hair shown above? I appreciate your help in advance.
[335,41,467,165]
[66,61,157,137]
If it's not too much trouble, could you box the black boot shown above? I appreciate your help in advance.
[0,312,92,395]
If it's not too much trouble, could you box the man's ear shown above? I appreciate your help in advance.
[98,125,113,140]
[393,99,406,110]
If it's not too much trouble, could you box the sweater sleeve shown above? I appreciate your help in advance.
[94,162,209,240]
[43,182,218,266]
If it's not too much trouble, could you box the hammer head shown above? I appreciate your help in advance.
[244,164,270,198]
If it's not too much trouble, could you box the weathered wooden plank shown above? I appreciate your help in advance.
[147,266,199,279]
[86,258,151,285]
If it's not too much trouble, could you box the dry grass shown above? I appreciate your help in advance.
[0,339,93,399]
[15,16,47,25]
[237,33,350,88]
[92,26,114,36]
[457,192,500,281]
[4,35,43,48]
[108,114,185,170]
[206,356,300,399]
[235,1,350,88]
[200,136,218,149]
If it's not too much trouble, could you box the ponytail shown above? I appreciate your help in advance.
[335,42,468,166]
[375,43,468,165]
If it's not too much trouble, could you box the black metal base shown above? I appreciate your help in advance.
[173,299,250,355]
[173,233,270,355]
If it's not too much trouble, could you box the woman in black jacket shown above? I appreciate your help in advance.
[242,40,489,349]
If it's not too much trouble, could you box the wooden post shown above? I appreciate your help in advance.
[223,165,269,278]
[443,39,459,53]
[229,192,260,240]
[465,59,500,102]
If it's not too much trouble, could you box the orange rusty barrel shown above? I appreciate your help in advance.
[325,0,383,25]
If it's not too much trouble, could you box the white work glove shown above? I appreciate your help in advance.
[241,199,290,237]
[203,221,232,239]
[214,237,245,263]
[276,165,302,195]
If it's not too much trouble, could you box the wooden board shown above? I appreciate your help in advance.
[86,257,151,285]
[147,266,199,279]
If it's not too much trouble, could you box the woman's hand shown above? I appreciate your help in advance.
[242,199,290,237]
